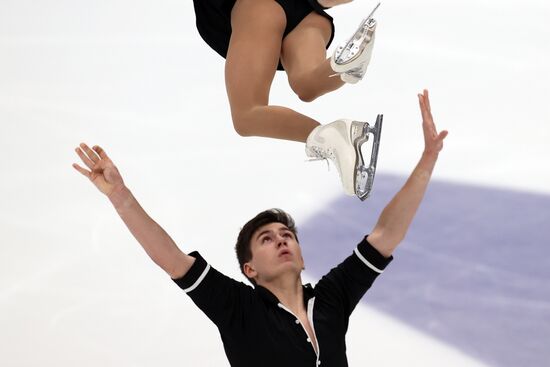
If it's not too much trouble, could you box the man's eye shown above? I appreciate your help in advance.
[262,236,272,243]
[283,233,292,238]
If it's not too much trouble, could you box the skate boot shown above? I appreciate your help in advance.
[330,2,380,84]
[305,114,383,200]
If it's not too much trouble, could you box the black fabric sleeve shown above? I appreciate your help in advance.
[314,236,393,322]
[172,251,253,331]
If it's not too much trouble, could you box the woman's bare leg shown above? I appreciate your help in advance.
[225,0,319,143]
[281,12,345,102]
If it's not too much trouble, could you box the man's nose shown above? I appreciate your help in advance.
[276,235,288,247]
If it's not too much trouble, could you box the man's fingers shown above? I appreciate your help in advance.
[79,143,99,163]
[419,92,437,136]
[93,145,109,160]
[423,89,432,112]
[75,147,95,169]
[72,163,91,179]
[438,130,449,141]
[418,93,432,124]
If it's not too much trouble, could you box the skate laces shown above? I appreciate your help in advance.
[306,156,331,171]
[306,146,333,171]
[329,66,364,79]
[346,67,365,79]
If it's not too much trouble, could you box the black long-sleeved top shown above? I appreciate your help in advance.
[173,236,392,367]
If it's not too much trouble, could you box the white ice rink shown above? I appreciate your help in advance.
[1,1,549,366]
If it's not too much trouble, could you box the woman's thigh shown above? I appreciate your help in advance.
[225,0,287,113]
[280,11,332,75]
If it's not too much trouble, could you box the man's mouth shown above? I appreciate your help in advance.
[278,249,291,257]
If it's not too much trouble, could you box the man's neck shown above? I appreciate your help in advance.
[259,274,305,314]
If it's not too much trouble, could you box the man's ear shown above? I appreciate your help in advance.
[243,262,257,280]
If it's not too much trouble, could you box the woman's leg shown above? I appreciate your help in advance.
[225,0,319,142]
[281,11,345,103]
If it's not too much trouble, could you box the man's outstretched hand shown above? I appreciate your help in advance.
[73,143,124,197]
[418,89,448,157]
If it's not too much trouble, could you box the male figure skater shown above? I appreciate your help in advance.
[73,90,447,367]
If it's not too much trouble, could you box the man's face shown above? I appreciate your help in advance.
[244,222,305,284]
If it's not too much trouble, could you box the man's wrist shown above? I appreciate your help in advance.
[421,150,440,165]
[108,185,133,212]
[413,151,439,181]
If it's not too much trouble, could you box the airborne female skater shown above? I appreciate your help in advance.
[194,0,382,200]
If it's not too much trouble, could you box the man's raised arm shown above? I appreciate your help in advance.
[368,90,449,257]
[72,143,195,279]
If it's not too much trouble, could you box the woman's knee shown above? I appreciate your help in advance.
[288,78,318,103]
[231,110,255,137]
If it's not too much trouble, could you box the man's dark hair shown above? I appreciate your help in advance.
[235,208,298,285]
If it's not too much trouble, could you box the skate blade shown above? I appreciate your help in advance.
[352,114,383,201]
[333,20,376,66]
[333,3,380,66]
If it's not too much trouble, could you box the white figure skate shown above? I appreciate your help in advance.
[305,114,383,200]
[330,2,380,84]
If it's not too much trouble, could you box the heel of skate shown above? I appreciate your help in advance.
[352,114,383,201]
[331,2,380,73]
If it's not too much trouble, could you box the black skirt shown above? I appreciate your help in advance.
[192,0,335,70]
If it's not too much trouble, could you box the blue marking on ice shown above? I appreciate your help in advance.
[300,174,550,367]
